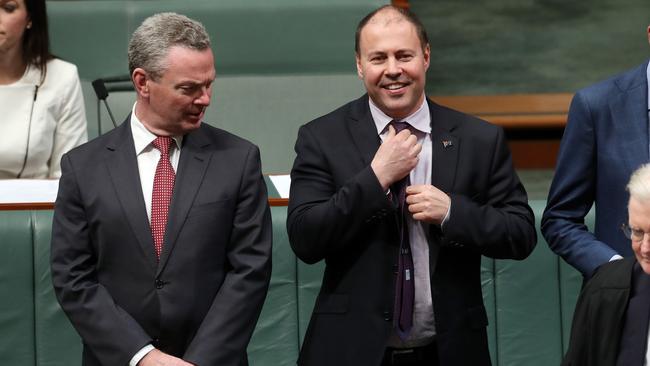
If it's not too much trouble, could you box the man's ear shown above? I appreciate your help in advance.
[423,44,431,72]
[356,54,363,79]
[132,68,149,97]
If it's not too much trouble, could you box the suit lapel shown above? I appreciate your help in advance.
[429,101,459,193]
[104,119,158,269]
[347,95,381,166]
[610,63,650,172]
[157,127,212,275]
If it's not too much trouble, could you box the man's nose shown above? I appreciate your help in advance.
[195,87,211,105]
[638,232,650,256]
[385,57,402,76]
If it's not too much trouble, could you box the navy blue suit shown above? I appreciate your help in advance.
[542,61,649,278]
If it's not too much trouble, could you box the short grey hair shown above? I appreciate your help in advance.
[628,164,650,201]
[128,12,211,80]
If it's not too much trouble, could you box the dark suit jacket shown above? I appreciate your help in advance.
[51,118,272,366]
[562,258,635,366]
[287,95,536,366]
[542,60,650,278]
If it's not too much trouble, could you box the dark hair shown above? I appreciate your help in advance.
[354,5,429,54]
[23,0,54,82]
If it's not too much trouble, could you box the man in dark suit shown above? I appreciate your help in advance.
[563,164,650,366]
[287,5,536,366]
[51,13,272,366]
[542,26,650,279]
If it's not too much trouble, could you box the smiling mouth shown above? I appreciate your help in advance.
[382,82,410,91]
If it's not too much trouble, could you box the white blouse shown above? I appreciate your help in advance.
[0,58,87,178]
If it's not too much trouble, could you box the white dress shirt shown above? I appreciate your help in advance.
[370,98,437,347]
[128,104,182,366]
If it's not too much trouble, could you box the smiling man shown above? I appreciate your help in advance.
[287,5,536,366]
[51,13,272,366]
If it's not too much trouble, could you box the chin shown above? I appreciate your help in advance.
[185,118,203,128]
[639,261,650,275]
[383,105,411,119]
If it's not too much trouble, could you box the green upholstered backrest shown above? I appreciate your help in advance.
[0,211,36,365]
[0,199,592,366]
[296,260,325,345]
[478,200,586,366]
[0,211,82,366]
[0,207,300,366]
[248,206,300,365]
[32,211,82,366]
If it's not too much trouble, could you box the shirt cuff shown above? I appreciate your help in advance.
[440,201,451,230]
[129,344,155,366]
[609,254,623,262]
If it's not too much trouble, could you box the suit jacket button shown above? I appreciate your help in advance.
[155,280,164,289]
[383,311,392,321]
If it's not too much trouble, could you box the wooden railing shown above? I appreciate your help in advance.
[0,199,289,211]
[431,93,573,169]
[432,93,572,129]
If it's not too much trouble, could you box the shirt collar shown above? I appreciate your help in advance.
[130,103,183,155]
[369,97,431,135]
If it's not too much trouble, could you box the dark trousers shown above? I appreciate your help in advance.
[382,342,439,366]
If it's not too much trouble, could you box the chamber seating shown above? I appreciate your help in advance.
[0,199,588,365]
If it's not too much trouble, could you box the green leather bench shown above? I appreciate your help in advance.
[0,199,589,365]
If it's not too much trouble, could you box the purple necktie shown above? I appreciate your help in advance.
[390,120,415,340]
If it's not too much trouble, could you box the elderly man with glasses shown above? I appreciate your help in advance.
[563,163,650,366]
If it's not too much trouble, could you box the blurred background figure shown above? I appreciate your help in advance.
[0,0,86,179]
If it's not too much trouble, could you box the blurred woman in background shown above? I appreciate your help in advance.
[0,0,86,178]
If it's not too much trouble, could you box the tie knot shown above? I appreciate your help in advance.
[391,120,412,134]
[152,136,173,156]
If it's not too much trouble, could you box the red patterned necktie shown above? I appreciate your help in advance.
[151,136,175,260]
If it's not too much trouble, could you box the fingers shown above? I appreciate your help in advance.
[387,126,417,143]
[386,124,396,139]
[405,185,450,225]
[407,202,425,213]
[409,141,422,158]
[406,184,427,196]
[371,128,422,189]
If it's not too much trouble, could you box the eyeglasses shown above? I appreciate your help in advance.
[621,223,649,242]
